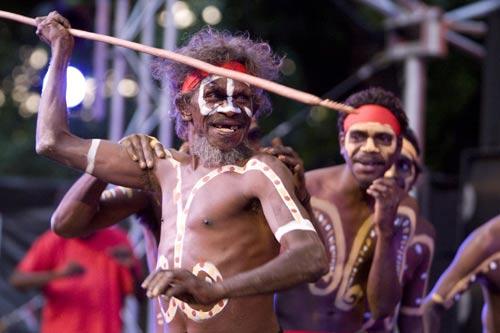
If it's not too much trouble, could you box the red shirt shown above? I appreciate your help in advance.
[17,229,136,333]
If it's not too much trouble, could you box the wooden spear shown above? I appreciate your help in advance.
[0,10,354,113]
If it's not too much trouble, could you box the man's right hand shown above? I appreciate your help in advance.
[367,177,404,237]
[119,134,167,169]
[35,11,74,51]
[57,261,85,278]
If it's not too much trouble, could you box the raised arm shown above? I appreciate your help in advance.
[51,173,152,237]
[34,12,158,190]
[423,216,500,332]
[366,178,409,318]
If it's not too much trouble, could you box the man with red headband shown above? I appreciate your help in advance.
[363,129,435,332]
[33,12,327,333]
[273,87,417,332]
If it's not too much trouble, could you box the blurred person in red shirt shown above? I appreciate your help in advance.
[10,227,140,333]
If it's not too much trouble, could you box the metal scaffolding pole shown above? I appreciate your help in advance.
[92,0,110,121]
[158,0,177,147]
[404,57,427,157]
[137,0,155,132]
[109,0,130,141]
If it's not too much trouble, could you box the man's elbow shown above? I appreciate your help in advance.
[50,213,78,238]
[303,242,329,282]
[35,135,57,156]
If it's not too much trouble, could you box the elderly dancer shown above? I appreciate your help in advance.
[33,11,327,333]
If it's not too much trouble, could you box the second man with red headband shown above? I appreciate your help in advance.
[275,87,418,333]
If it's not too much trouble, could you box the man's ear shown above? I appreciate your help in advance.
[339,131,346,148]
[175,94,193,121]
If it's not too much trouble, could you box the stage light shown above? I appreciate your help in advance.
[42,66,86,108]
[202,6,222,25]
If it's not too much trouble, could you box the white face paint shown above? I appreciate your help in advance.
[197,75,253,118]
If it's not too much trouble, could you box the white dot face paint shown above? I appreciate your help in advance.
[197,75,253,118]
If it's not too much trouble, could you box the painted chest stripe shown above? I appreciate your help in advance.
[157,156,310,323]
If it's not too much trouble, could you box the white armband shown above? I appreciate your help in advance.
[274,219,316,243]
[85,139,101,174]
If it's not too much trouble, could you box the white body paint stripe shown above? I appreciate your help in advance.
[157,157,309,323]
[274,219,316,242]
[400,305,423,316]
[85,139,101,174]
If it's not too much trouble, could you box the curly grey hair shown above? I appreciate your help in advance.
[151,27,282,140]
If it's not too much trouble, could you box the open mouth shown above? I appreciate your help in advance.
[209,119,245,135]
[211,123,242,133]
[354,158,386,173]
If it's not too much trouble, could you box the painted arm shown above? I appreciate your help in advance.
[423,216,500,332]
[398,227,436,333]
[51,173,152,237]
[10,261,85,291]
[34,12,158,190]
[366,177,407,318]
[142,155,328,304]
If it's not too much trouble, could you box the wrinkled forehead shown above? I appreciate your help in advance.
[346,121,396,136]
[200,75,251,92]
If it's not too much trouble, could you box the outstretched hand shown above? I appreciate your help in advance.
[141,268,224,305]
[261,138,309,205]
[367,177,404,236]
[119,134,167,169]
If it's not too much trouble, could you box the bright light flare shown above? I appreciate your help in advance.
[42,66,86,108]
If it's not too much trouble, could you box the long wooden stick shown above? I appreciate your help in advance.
[0,10,354,113]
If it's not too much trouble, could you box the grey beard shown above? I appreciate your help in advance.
[191,135,253,168]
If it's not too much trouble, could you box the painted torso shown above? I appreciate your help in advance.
[370,215,435,332]
[153,151,297,333]
[276,166,416,333]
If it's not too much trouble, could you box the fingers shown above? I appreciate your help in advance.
[271,137,283,147]
[140,136,155,169]
[127,135,147,169]
[142,269,174,298]
[277,154,300,171]
[50,11,71,29]
[152,142,167,159]
[147,135,166,159]
[178,142,190,154]
[120,138,139,163]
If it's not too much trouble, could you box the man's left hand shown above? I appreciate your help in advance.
[141,268,223,305]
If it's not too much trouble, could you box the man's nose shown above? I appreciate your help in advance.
[360,138,379,153]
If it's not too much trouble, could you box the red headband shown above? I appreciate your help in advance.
[343,104,401,135]
[181,61,248,93]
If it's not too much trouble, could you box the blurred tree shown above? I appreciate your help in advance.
[0,0,483,179]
